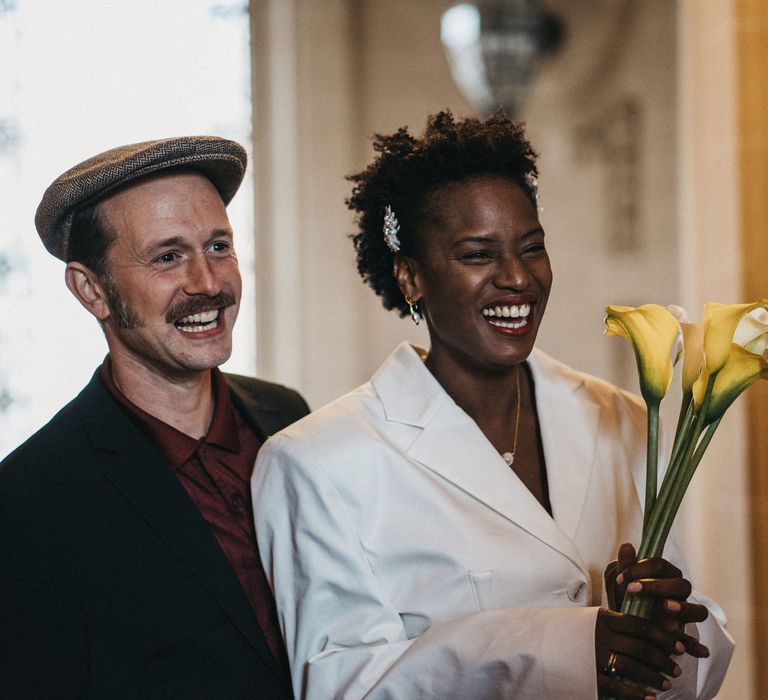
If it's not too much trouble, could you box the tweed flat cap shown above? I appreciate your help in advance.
[35,135,247,260]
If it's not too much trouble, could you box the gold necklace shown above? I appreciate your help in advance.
[501,366,522,467]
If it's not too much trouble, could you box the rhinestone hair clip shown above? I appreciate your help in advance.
[524,172,542,213]
[383,205,401,252]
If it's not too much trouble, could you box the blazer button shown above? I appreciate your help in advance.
[567,580,587,603]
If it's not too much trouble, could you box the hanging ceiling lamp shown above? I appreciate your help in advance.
[441,0,564,118]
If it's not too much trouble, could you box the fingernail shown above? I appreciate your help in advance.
[644,695,655,700]
[616,572,624,585]
[673,664,682,677]
[662,679,672,690]
[626,581,642,593]
[666,599,682,612]
[675,641,685,654]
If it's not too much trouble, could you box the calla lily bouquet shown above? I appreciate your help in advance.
[604,300,768,622]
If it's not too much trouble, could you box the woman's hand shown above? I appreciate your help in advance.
[596,543,711,698]
[614,543,710,657]
[595,607,684,699]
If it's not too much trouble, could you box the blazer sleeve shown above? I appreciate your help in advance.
[0,492,89,698]
[253,434,601,700]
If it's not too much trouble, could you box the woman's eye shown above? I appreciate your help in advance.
[522,244,546,257]
[461,250,491,261]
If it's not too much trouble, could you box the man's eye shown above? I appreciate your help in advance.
[155,252,178,263]
[210,241,230,252]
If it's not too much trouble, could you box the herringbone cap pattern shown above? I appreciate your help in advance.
[35,135,247,260]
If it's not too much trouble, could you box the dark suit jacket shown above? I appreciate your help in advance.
[0,370,309,699]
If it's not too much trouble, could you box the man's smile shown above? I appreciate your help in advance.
[174,309,221,333]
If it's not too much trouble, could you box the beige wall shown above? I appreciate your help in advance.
[250,1,753,695]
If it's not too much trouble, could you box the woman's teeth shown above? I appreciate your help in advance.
[175,309,219,333]
[482,304,530,319]
[482,304,531,329]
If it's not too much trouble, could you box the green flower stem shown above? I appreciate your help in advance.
[643,418,721,559]
[638,374,716,560]
[644,401,660,528]
[617,377,719,633]
[669,393,694,469]
[674,390,693,438]
[646,402,697,552]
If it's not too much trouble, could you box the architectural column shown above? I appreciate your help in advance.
[735,0,768,685]
[677,1,754,697]
[250,0,366,407]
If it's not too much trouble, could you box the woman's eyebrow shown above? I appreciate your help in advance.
[451,227,545,249]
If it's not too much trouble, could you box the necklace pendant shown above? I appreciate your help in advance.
[502,451,515,466]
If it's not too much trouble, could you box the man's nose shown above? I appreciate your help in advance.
[184,254,222,296]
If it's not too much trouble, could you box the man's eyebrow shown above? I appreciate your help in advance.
[205,228,234,243]
[141,236,187,257]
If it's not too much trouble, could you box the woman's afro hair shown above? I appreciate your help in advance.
[347,110,539,316]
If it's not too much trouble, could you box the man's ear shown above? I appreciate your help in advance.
[393,254,422,304]
[65,262,110,322]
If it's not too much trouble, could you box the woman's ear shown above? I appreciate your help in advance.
[394,254,422,303]
[65,262,111,322]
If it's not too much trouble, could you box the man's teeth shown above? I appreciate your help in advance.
[176,309,220,332]
[482,304,531,319]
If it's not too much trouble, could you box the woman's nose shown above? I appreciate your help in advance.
[184,254,222,296]
[493,256,530,290]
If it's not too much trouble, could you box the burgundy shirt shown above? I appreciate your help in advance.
[99,359,286,669]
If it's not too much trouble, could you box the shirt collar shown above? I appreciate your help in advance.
[98,357,241,470]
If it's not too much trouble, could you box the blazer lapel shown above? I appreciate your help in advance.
[76,373,282,678]
[528,349,599,544]
[374,344,589,575]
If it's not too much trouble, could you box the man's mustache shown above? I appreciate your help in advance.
[166,292,237,323]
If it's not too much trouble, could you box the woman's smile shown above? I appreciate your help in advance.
[481,295,537,335]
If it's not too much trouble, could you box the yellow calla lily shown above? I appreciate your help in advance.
[691,365,710,412]
[610,297,768,636]
[680,321,704,393]
[604,304,680,404]
[698,343,768,422]
[702,301,765,374]
[667,305,705,394]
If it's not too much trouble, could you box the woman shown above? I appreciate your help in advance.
[252,112,733,699]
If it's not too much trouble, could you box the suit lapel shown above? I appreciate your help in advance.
[374,344,592,575]
[75,373,283,679]
[528,350,599,544]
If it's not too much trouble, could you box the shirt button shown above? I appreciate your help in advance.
[567,580,587,603]
[231,493,245,510]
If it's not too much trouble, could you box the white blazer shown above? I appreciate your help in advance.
[252,342,733,699]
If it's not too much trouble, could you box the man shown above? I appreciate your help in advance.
[0,137,308,698]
